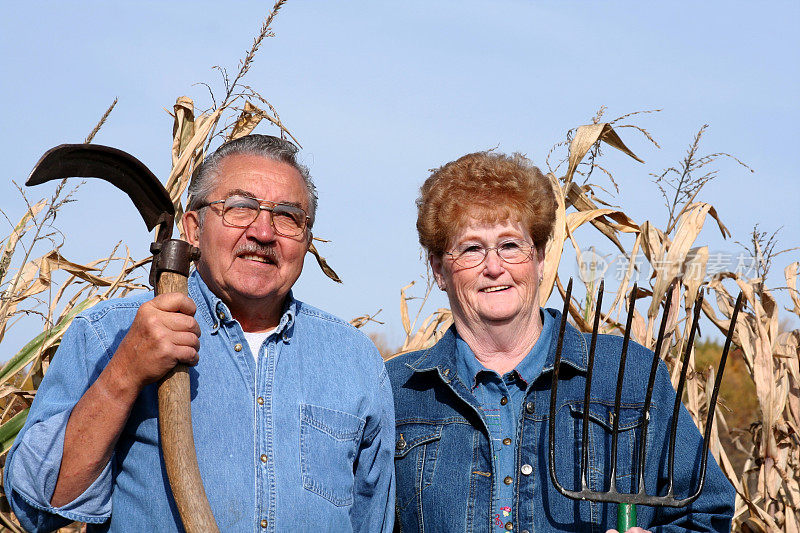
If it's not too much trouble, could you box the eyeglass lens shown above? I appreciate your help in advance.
[451,240,533,267]
[222,195,306,236]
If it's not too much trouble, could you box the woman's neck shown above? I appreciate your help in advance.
[454,312,543,375]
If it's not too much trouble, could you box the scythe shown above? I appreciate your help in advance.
[27,144,219,532]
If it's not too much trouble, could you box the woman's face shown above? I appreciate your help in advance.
[431,218,544,331]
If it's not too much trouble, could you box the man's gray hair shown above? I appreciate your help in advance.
[187,134,318,228]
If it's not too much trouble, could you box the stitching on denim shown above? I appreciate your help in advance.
[466,429,478,532]
[297,306,349,326]
[187,280,217,329]
[79,315,113,369]
[85,299,143,322]
[567,402,645,432]
[300,403,366,440]
[15,489,110,524]
[395,416,469,425]
[299,404,358,507]
[394,427,442,459]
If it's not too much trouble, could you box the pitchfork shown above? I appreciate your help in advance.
[548,278,743,531]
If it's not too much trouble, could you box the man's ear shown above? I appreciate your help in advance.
[183,210,201,247]
[429,253,447,291]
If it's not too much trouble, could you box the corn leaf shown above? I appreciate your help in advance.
[0,200,47,286]
[0,408,29,455]
[0,297,97,388]
[564,122,643,189]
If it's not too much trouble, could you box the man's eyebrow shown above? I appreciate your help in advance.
[225,188,256,198]
[225,189,304,209]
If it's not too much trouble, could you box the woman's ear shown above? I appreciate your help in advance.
[430,253,447,291]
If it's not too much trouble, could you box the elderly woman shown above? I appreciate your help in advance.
[386,152,734,532]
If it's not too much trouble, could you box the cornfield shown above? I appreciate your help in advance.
[1,2,798,531]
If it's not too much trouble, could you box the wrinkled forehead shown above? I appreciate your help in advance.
[212,154,308,208]
[447,210,530,246]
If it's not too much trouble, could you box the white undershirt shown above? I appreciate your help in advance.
[243,329,275,361]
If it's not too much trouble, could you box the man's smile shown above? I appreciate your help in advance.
[238,253,275,265]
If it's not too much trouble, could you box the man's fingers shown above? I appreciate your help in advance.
[167,329,200,349]
[151,292,197,315]
[173,345,200,366]
[161,312,201,336]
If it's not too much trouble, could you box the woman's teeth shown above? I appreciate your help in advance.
[482,285,510,293]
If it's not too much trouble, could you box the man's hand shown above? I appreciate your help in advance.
[50,293,200,508]
[606,528,652,533]
[110,293,201,390]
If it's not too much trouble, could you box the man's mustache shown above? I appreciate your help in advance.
[234,242,278,262]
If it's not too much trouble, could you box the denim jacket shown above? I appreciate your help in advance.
[386,308,734,532]
[5,270,395,532]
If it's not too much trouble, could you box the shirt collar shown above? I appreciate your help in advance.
[408,307,588,379]
[452,309,555,390]
[188,269,297,337]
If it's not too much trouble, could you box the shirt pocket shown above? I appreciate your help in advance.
[300,403,366,507]
[393,422,442,511]
[568,403,644,493]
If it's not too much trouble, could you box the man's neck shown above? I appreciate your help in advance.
[230,298,284,333]
[195,269,286,333]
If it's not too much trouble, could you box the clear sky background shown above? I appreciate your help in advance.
[1,1,798,355]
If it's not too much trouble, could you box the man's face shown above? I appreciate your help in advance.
[184,154,311,322]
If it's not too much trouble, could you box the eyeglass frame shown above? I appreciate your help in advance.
[198,194,311,237]
[444,238,538,269]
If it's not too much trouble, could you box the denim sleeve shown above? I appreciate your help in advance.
[4,315,114,531]
[350,366,396,533]
[647,362,735,532]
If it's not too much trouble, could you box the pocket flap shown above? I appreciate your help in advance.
[300,403,365,441]
[568,403,643,432]
[394,423,442,458]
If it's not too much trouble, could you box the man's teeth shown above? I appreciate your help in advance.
[482,286,510,293]
[241,254,270,263]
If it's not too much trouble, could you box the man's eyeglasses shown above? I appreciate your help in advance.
[201,195,309,237]
[445,238,535,268]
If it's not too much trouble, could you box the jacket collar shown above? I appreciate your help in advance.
[406,307,589,380]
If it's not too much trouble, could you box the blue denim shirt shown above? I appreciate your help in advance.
[454,310,554,531]
[5,270,395,532]
[387,308,734,532]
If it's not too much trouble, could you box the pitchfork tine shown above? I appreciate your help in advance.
[666,289,705,496]
[548,278,573,497]
[609,283,639,494]
[580,280,604,491]
[685,290,744,502]
[549,281,742,526]
[636,281,675,497]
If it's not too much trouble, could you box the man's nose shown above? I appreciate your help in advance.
[245,209,276,241]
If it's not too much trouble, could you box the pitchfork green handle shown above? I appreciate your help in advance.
[617,503,637,531]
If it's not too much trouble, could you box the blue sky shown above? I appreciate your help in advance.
[1,1,798,352]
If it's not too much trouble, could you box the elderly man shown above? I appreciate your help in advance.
[5,135,395,532]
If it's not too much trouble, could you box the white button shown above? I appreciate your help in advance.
[521,464,532,476]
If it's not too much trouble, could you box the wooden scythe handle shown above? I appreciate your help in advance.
[155,249,219,532]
